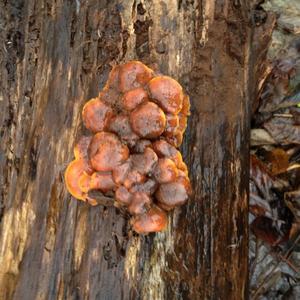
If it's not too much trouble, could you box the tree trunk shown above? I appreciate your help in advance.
[0,0,265,299]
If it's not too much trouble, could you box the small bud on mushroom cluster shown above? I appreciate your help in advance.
[65,61,191,234]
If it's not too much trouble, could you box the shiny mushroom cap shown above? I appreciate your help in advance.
[119,61,153,92]
[156,176,192,211]
[130,102,166,139]
[82,98,113,133]
[148,76,183,114]
[89,132,129,172]
[132,206,168,234]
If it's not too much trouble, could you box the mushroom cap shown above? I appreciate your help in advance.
[123,170,146,189]
[128,192,152,215]
[132,206,168,234]
[165,131,183,147]
[148,76,183,114]
[152,140,183,167]
[89,132,129,171]
[133,139,152,153]
[131,147,158,175]
[64,159,91,200]
[82,98,113,133]
[119,61,153,92]
[115,186,132,206]
[130,102,166,139]
[108,114,139,147]
[156,176,191,210]
[164,114,179,136]
[74,136,93,160]
[89,172,116,192]
[112,160,131,185]
[178,114,188,132]
[129,178,158,195]
[122,87,148,111]
[153,158,178,183]
[180,94,191,116]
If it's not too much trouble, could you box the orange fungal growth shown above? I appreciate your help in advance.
[123,88,148,111]
[89,132,129,171]
[82,98,113,133]
[65,60,191,234]
[130,102,166,138]
[64,159,91,201]
[132,206,168,234]
[156,176,192,211]
[148,76,183,114]
[154,158,178,183]
[119,61,153,92]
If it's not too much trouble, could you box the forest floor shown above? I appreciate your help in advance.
[249,1,300,299]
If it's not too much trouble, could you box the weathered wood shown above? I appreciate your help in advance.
[0,0,256,299]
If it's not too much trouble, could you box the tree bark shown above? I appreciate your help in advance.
[0,0,260,299]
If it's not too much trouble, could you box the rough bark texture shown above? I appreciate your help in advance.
[0,0,259,299]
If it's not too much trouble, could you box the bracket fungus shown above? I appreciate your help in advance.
[65,61,191,234]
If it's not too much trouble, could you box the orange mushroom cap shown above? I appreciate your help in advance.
[108,114,139,147]
[132,206,168,234]
[129,178,158,195]
[153,158,178,183]
[89,132,129,172]
[180,94,191,116]
[122,87,148,111]
[123,170,146,190]
[64,159,91,201]
[131,147,158,175]
[130,102,166,139]
[156,176,192,210]
[164,114,179,136]
[115,186,133,206]
[152,140,183,167]
[82,98,113,133]
[128,192,152,215]
[119,61,153,92]
[148,76,183,114]
[112,160,131,185]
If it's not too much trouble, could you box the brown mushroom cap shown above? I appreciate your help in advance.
[165,131,183,147]
[148,76,183,114]
[152,140,183,167]
[133,139,152,153]
[108,114,139,147]
[112,160,131,185]
[115,186,133,206]
[128,192,152,215]
[74,136,93,160]
[132,206,168,234]
[89,132,129,171]
[164,114,179,136]
[130,102,166,139]
[129,178,158,195]
[64,159,91,200]
[82,98,113,133]
[119,61,153,92]
[131,147,158,175]
[153,158,178,183]
[123,170,146,189]
[122,87,148,111]
[156,176,191,210]
[90,172,116,192]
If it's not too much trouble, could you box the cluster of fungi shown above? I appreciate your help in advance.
[65,61,191,234]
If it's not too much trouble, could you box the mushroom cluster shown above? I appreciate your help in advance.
[65,61,191,234]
